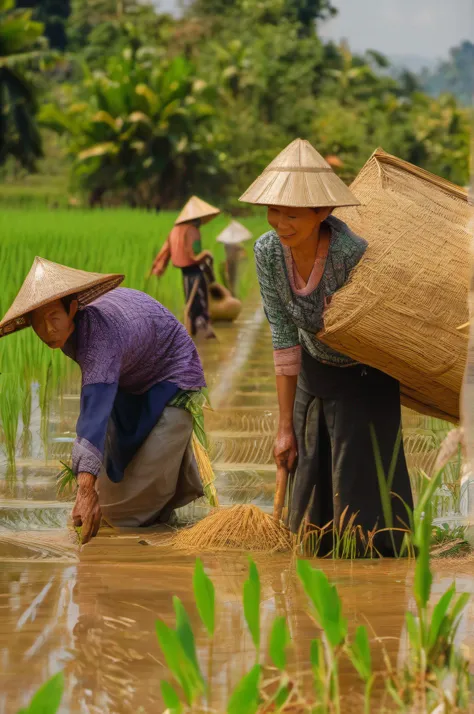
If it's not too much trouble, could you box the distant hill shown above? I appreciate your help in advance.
[388,54,439,75]
[418,41,473,106]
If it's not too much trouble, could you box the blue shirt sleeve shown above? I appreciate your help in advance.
[72,383,118,477]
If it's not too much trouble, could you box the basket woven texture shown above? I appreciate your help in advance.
[319,149,472,423]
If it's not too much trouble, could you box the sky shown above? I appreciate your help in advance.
[154,0,473,60]
[318,0,473,60]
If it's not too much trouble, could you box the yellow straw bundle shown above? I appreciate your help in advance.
[170,504,293,552]
[192,432,219,507]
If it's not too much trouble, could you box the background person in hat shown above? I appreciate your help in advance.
[216,220,253,296]
[0,258,208,544]
[240,139,413,556]
[151,195,220,338]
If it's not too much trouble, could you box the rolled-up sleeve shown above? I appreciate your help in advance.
[254,241,301,376]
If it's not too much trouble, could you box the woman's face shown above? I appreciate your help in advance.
[267,205,329,249]
[31,299,78,349]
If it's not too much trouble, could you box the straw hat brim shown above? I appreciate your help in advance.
[216,221,253,245]
[239,168,360,208]
[174,195,220,225]
[175,211,219,226]
[0,274,124,338]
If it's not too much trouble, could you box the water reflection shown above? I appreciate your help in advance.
[1,548,473,714]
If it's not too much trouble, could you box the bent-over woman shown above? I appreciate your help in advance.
[0,258,210,543]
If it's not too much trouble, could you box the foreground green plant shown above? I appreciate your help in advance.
[384,473,471,712]
[16,487,470,714]
[16,672,63,714]
[154,485,470,712]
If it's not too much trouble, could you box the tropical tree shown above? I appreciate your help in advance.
[408,92,469,185]
[189,0,336,26]
[0,0,51,169]
[323,41,400,107]
[40,49,223,207]
[15,0,71,50]
[67,0,172,67]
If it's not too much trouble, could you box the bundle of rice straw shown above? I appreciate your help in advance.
[170,504,293,552]
[169,388,219,507]
[319,148,472,423]
[192,432,219,507]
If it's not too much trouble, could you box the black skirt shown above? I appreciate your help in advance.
[181,265,210,335]
[289,349,413,556]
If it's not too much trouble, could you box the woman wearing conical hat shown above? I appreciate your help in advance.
[216,220,252,297]
[240,139,413,556]
[151,195,220,338]
[0,259,212,544]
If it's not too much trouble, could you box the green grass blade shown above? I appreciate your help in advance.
[269,616,290,671]
[160,681,183,713]
[193,558,215,637]
[243,559,261,654]
[227,665,261,714]
[20,672,64,714]
[173,596,202,683]
[427,584,455,650]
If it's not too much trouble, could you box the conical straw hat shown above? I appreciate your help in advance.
[239,138,360,208]
[0,257,124,338]
[175,195,220,225]
[216,220,253,245]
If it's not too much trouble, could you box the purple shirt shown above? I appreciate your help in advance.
[62,288,206,478]
[63,287,205,392]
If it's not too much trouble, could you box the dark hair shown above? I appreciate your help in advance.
[61,294,77,313]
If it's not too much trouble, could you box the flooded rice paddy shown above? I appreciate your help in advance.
[0,300,473,713]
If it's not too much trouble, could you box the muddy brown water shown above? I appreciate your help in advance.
[0,301,473,713]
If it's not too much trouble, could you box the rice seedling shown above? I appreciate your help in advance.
[153,499,470,713]
[430,523,470,558]
[403,415,465,518]
[20,374,33,457]
[56,461,76,497]
[0,372,24,472]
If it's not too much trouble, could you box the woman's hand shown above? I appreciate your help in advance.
[274,422,297,471]
[72,472,101,545]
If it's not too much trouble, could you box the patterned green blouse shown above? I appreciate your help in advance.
[254,215,367,374]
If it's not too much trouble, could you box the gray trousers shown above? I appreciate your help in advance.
[96,407,204,527]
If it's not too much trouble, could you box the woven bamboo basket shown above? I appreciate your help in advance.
[318,149,473,423]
